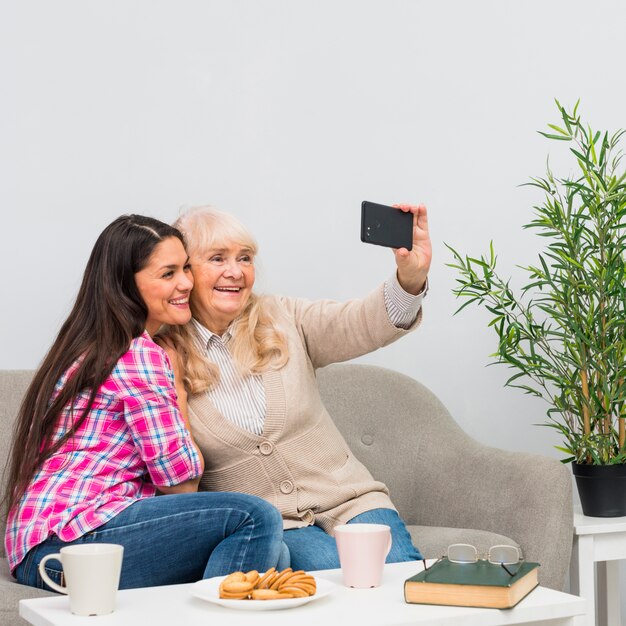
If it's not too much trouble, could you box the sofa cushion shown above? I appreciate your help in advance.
[0,371,34,560]
[1,556,54,624]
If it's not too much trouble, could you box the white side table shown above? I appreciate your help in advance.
[570,505,626,626]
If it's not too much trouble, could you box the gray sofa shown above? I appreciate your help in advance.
[1,365,573,625]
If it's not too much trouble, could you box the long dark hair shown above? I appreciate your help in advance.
[3,214,185,516]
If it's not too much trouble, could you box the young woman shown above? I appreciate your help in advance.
[3,215,283,590]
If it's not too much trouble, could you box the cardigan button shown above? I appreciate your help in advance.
[259,442,273,455]
[361,434,374,446]
[280,480,294,494]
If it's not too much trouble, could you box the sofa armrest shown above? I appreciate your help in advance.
[409,436,572,591]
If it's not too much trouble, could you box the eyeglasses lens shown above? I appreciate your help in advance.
[488,545,519,565]
[447,544,478,563]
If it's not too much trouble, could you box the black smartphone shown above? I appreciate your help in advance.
[360,201,413,250]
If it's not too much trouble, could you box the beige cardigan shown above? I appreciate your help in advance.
[188,285,421,532]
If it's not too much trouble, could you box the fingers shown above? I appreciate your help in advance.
[392,203,428,226]
[393,247,411,259]
[415,204,428,231]
[392,203,425,213]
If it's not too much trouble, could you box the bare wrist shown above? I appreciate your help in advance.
[397,273,428,296]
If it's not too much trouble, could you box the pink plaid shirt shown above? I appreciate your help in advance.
[5,333,202,572]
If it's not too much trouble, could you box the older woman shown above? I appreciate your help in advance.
[4,215,284,590]
[162,204,431,570]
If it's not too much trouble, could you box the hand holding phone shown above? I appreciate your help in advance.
[360,201,413,251]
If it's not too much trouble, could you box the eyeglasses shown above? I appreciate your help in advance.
[423,543,523,577]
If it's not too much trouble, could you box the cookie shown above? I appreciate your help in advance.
[269,567,294,590]
[255,567,276,589]
[219,567,317,601]
[251,588,282,600]
[279,585,310,598]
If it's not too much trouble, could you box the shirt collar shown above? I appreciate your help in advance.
[192,318,233,348]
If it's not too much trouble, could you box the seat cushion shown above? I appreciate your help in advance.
[407,525,520,560]
[1,557,55,626]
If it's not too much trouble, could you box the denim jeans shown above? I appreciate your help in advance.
[282,508,422,571]
[15,492,284,591]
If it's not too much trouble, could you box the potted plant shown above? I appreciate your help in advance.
[447,100,626,517]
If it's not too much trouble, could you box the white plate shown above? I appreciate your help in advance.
[191,574,336,611]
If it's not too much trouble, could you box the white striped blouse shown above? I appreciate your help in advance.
[192,275,426,435]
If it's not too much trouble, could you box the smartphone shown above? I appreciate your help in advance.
[360,201,413,250]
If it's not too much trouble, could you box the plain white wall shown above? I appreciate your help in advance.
[2,0,626,610]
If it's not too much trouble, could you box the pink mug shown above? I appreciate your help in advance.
[334,523,392,588]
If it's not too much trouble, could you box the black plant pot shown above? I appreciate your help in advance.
[572,462,626,517]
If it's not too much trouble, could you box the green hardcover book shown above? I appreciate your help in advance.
[404,559,540,609]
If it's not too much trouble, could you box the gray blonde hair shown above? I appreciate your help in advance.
[165,206,289,394]
[177,205,259,261]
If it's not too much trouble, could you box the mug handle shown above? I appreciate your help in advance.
[38,553,68,594]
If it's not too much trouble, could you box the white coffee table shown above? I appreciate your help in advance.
[20,561,586,626]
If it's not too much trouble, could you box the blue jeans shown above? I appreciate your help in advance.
[15,492,284,591]
[282,508,422,571]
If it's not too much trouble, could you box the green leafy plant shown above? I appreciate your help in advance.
[447,100,626,465]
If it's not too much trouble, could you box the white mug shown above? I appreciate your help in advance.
[334,523,392,588]
[38,543,124,616]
